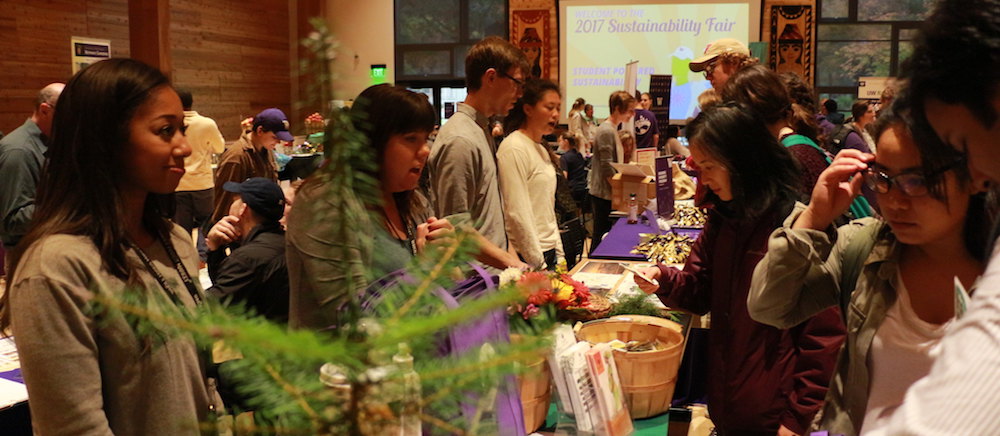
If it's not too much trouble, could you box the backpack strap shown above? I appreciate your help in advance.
[838,221,883,321]
[781,134,833,164]
[829,124,856,154]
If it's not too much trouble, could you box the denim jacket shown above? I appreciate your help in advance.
[748,202,901,436]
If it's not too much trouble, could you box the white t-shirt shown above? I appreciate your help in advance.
[861,271,953,435]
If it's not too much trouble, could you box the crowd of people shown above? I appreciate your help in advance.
[0,0,998,434]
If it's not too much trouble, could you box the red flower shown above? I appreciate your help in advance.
[527,289,553,306]
[517,272,551,296]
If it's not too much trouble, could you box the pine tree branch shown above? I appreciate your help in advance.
[264,364,320,422]
[389,231,467,323]
[420,412,466,435]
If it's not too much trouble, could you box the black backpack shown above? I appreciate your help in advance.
[827,123,857,155]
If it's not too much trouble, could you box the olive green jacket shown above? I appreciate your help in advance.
[748,203,900,436]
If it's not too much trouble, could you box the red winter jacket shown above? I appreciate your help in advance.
[656,205,845,435]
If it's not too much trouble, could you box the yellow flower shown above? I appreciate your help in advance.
[552,279,574,302]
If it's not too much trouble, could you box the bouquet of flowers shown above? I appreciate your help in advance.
[503,268,609,331]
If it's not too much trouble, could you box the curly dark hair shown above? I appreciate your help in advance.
[902,0,1000,183]
[723,66,821,144]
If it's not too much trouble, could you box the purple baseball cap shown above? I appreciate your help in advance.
[253,108,294,142]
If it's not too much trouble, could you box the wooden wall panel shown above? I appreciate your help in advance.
[169,0,292,139]
[0,0,302,141]
[0,0,129,135]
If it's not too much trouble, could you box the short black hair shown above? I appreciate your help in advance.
[823,98,838,113]
[176,88,193,110]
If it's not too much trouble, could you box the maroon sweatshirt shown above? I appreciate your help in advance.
[657,205,845,435]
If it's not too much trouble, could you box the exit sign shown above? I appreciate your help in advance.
[371,64,387,84]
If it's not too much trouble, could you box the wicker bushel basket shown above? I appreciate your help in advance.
[576,315,685,418]
[517,357,551,433]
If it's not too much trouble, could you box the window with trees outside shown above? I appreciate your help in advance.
[394,0,507,123]
[816,0,929,120]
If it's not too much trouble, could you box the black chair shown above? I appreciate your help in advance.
[559,216,588,270]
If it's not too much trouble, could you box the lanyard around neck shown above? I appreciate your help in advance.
[131,228,203,307]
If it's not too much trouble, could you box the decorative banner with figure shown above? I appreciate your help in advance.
[510,0,558,81]
[512,10,551,80]
[763,1,816,86]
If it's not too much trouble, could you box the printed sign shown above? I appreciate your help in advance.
[71,37,111,74]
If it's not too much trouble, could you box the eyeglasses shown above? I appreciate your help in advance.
[863,156,966,197]
[498,70,524,89]
[703,59,719,78]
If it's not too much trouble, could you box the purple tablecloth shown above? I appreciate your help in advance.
[590,210,703,260]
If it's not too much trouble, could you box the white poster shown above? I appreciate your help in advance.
[857,76,890,100]
[71,37,111,74]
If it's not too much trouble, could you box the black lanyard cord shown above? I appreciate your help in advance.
[130,228,203,307]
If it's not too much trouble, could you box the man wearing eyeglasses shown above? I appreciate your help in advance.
[426,36,531,271]
[0,82,64,252]
[688,38,757,91]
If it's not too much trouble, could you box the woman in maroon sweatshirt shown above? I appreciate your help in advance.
[636,103,845,436]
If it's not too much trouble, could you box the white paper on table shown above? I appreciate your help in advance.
[0,377,27,409]
[0,337,19,372]
[571,272,622,293]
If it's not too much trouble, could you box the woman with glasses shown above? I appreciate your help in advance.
[747,108,991,436]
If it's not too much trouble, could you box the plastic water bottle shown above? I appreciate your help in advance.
[393,343,422,436]
[628,193,639,224]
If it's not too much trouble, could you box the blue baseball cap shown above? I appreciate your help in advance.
[253,108,294,142]
[223,177,286,222]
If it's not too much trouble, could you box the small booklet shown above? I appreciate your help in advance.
[558,341,599,433]
[547,325,577,415]
[585,343,634,436]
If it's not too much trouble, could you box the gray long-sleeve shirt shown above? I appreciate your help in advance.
[426,103,508,252]
[0,119,46,247]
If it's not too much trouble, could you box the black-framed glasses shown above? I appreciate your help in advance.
[498,70,524,88]
[863,156,966,197]
[703,59,719,78]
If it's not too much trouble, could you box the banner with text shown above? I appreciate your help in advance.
[562,3,750,122]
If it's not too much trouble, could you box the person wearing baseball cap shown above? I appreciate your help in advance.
[205,177,289,323]
[210,107,292,224]
[688,38,757,91]
[253,108,295,142]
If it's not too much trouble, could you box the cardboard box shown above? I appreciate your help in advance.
[610,162,656,212]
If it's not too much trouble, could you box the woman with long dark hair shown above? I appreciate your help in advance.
[635,103,845,436]
[497,78,563,269]
[0,58,211,434]
[749,109,989,435]
[286,84,453,329]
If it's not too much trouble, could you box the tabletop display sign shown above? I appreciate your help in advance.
[71,37,111,74]
[655,156,674,219]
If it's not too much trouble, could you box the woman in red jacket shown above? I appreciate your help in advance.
[636,103,845,436]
